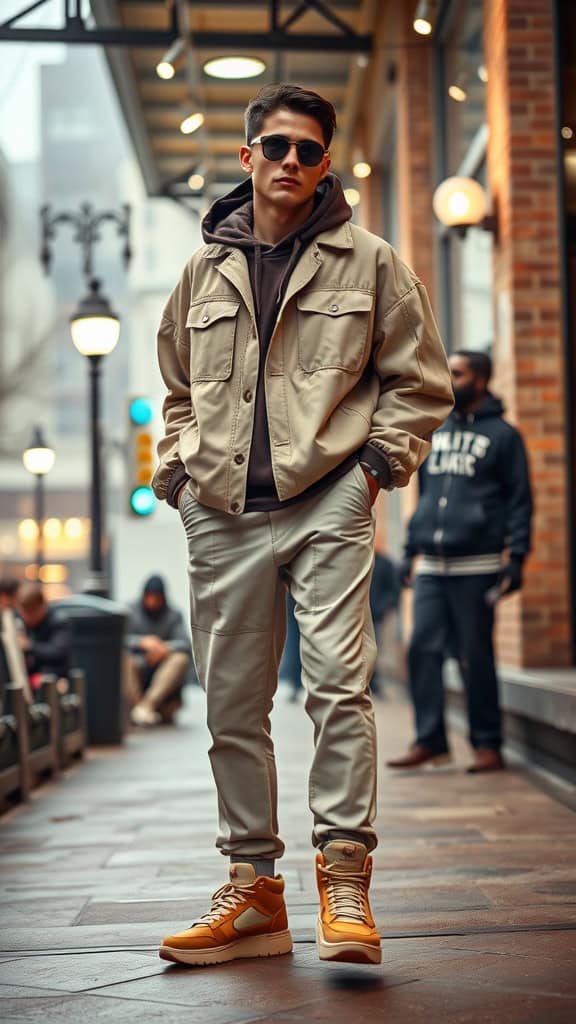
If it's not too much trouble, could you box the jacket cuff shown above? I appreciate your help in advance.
[166,464,191,509]
[358,444,393,490]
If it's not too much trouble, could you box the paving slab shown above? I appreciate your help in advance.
[0,684,575,1023]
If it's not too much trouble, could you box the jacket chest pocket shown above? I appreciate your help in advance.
[186,299,240,382]
[296,289,373,373]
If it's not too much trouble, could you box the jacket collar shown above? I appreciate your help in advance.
[201,221,354,261]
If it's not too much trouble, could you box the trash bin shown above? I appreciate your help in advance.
[54,595,128,745]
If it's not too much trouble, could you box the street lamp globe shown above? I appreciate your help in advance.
[22,426,55,476]
[70,279,120,357]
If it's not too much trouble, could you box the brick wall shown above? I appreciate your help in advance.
[484,0,572,666]
[396,6,436,297]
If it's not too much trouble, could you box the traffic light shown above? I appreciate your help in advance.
[127,397,157,516]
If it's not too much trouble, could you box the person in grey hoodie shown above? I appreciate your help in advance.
[125,575,191,726]
[154,83,453,969]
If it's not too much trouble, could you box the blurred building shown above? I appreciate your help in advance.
[0,0,574,778]
[354,0,576,780]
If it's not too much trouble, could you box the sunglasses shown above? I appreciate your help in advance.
[249,134,327,167]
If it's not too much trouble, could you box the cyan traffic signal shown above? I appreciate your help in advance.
[127,397,156,516]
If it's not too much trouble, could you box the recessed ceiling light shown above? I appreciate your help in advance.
[203,56,266,80]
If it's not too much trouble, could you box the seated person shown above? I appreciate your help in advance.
[15,583,69,692]
[1,576,23,693]
[125,575,191,726]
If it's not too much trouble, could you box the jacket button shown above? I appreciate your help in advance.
[201,314,209,323]
[329,303,339,313]
[243,389,253,402]
[439,496,448,508]
[231,501,240,513]
[234,453,245,465]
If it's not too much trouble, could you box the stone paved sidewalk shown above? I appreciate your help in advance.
[1,685,575,1023]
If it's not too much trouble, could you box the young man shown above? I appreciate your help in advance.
[15,583,69,683]
[152,84,453,967]
[389,350,532,774]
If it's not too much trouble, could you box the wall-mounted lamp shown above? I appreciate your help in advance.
[433,176,498,240]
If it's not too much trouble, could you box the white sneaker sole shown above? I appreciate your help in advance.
[159,928,293,967]
[316,916,381,965]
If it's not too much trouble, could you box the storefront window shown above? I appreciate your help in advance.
[436,0,493,352]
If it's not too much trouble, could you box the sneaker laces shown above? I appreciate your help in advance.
[192,883,250,926]
[320,866,370,924]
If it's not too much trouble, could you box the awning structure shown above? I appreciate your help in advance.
[87,0,381,202]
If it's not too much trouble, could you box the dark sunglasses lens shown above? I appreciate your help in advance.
[297,141,324,166]
[261,136,291,161]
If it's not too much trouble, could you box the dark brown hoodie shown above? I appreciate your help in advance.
[200,173,357,510]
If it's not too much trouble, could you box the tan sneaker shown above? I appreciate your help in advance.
[316,840,381,964]
[159,863,293,967]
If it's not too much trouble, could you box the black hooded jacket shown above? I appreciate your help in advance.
[405,394,532,559]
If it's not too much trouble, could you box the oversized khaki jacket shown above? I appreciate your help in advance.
[152,221,453,514]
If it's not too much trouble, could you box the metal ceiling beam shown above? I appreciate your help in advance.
[0,26,372,50]
[1,0,370,48]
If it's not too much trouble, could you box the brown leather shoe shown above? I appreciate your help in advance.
[467,748,505,774]
[386,744,452,769]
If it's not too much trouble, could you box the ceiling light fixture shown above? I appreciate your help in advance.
[188,172,205,190]
[561,125,574,140]
[448,73,468,102]
[344,187,360,207]
[352,159,372,179]
[180,111,205,135]
[203,56,266,80]
[156,38,185,80]
[477,64,488,83]
[413,0,434,35]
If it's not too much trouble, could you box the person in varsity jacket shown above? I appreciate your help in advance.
[388,350,532,774]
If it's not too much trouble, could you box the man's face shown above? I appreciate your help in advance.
[239,107,331,212]
[449,355,476,392]
[449,355,485,409]
[143,592,164,615]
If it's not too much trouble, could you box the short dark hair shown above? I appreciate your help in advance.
[244,83,337,148]
[0,576,19,598]
[452,349,492,383]
[16,582,46,612]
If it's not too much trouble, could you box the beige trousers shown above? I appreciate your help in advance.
[125,651,189,711]
[180,462,378,858]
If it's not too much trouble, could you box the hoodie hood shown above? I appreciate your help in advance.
[201,172,352,252]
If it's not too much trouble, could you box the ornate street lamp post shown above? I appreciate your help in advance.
[69,279,120,597]
[40,203,130,598]
[22,426,55,572]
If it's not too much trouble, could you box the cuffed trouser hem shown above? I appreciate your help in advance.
[316,829,378,853]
